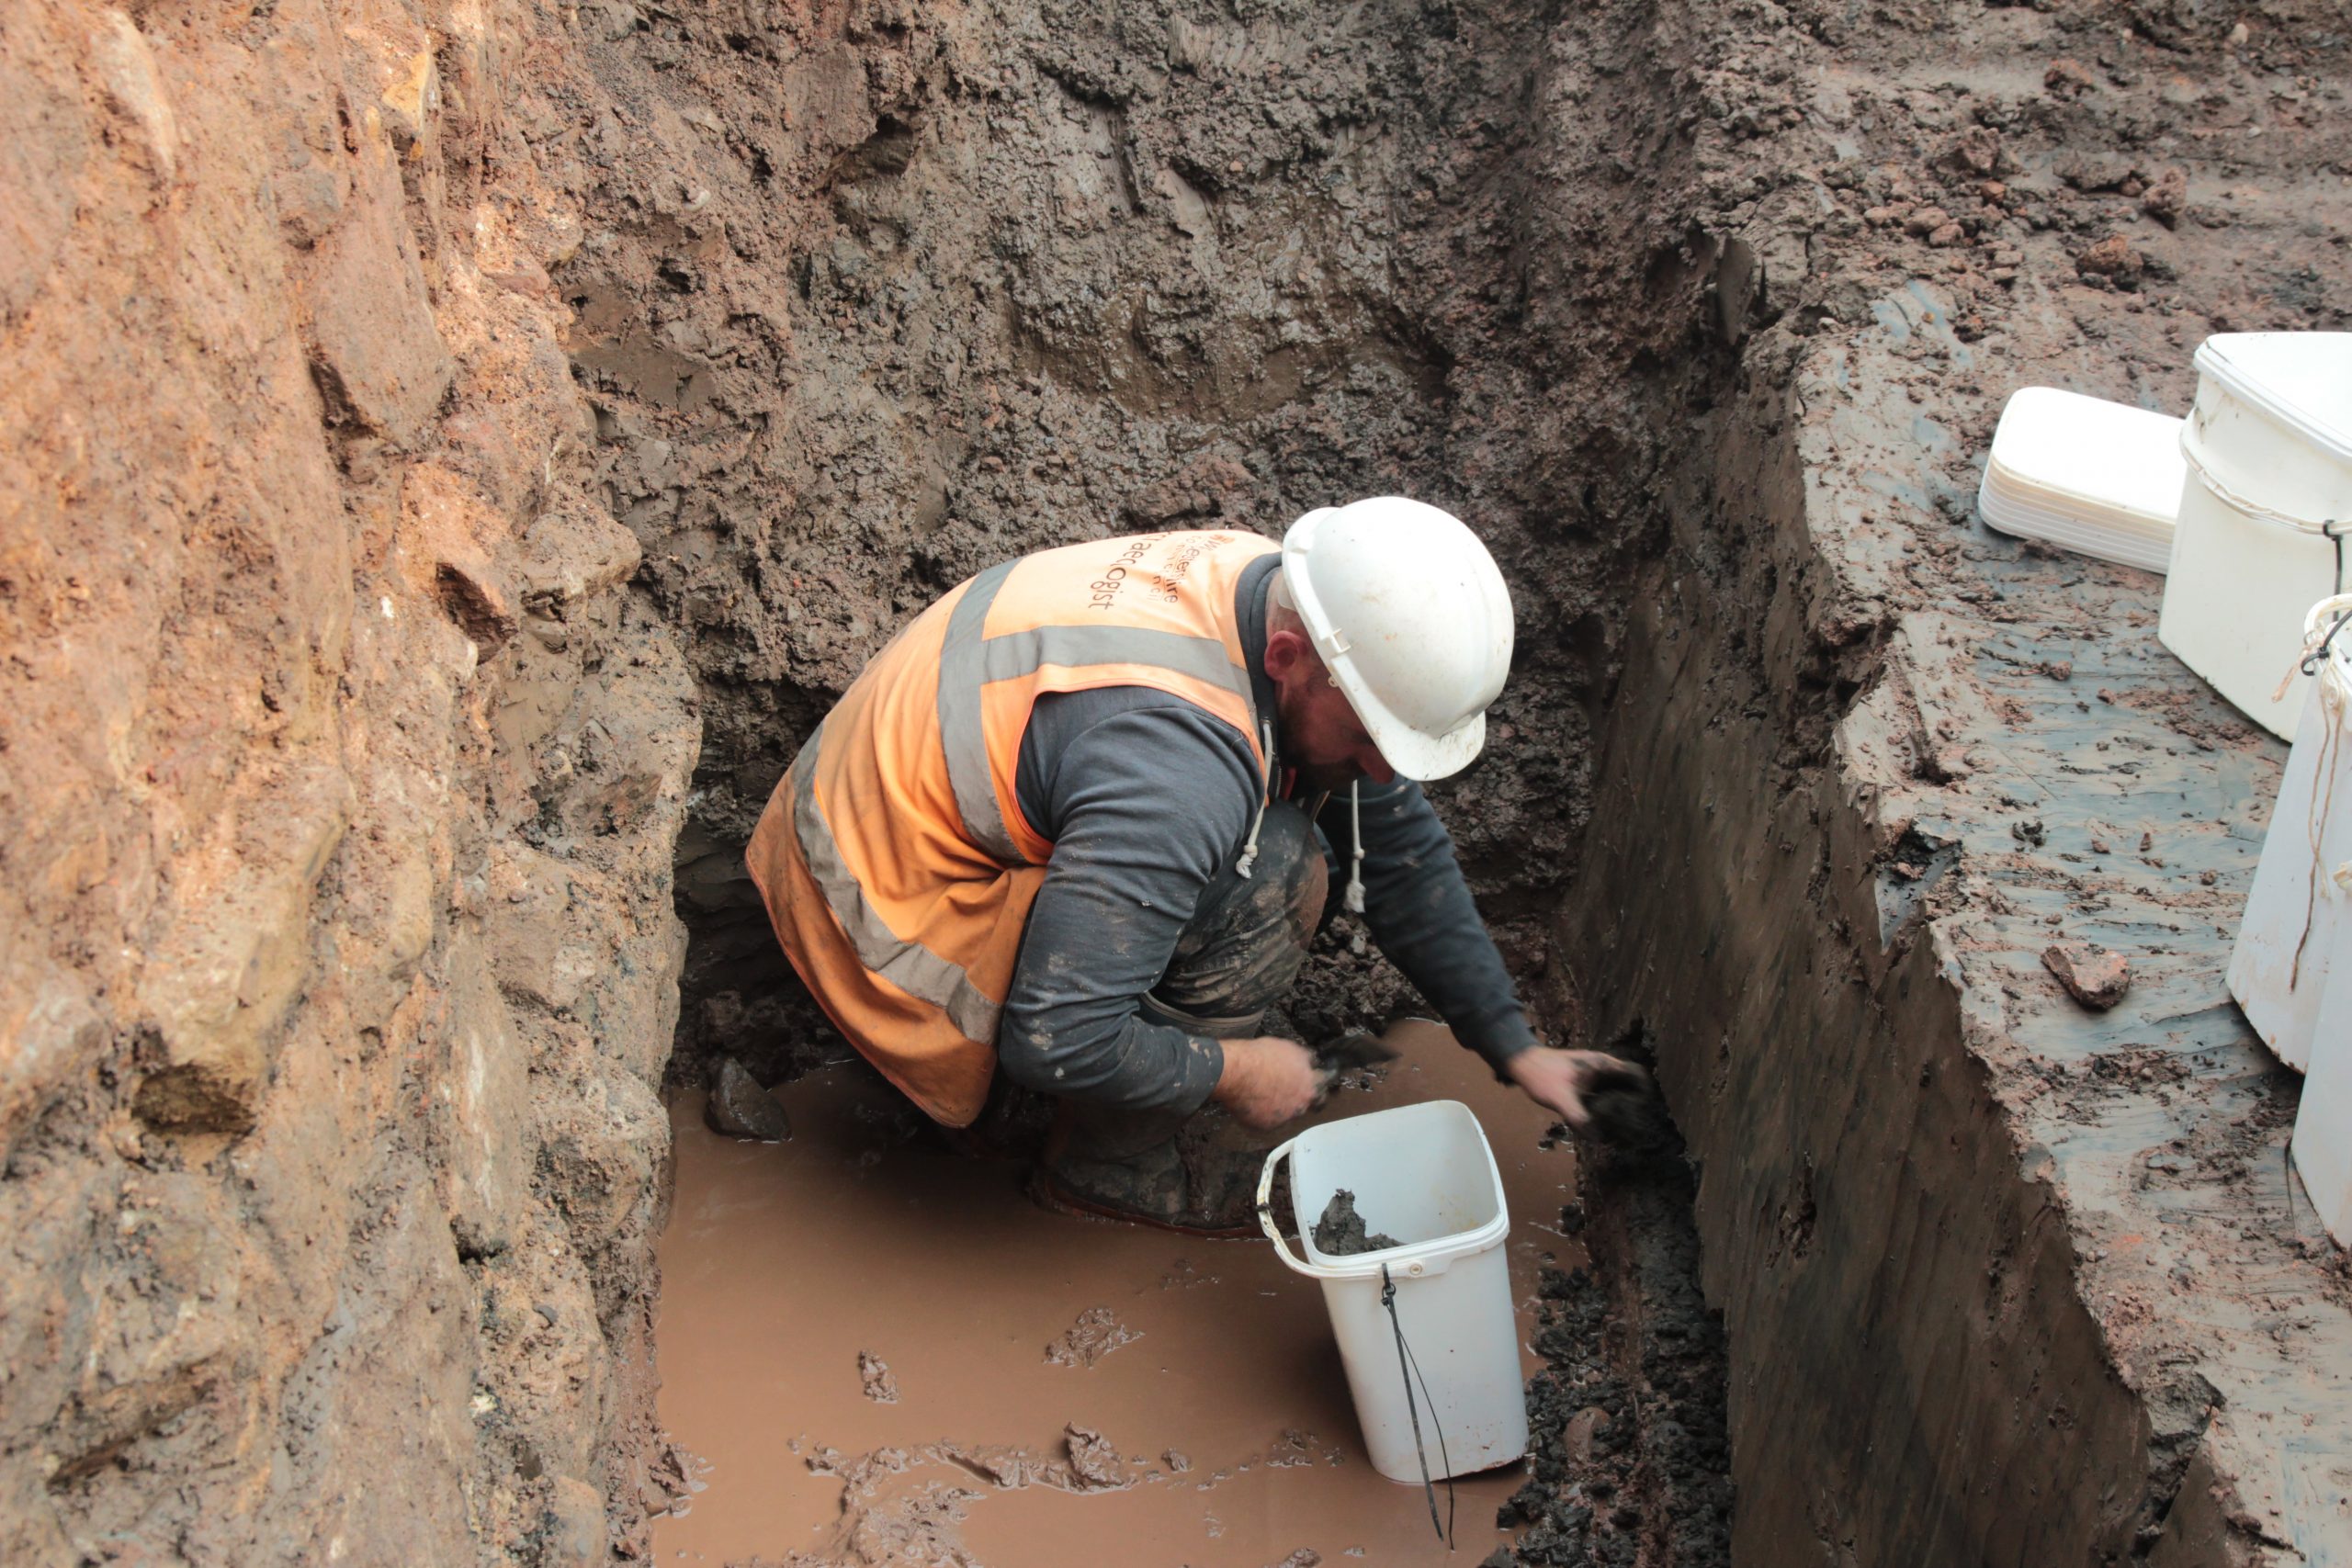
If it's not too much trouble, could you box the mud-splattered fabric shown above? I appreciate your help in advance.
[1000,552,1537,1115]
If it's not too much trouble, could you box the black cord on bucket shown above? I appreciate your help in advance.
[1380,1264,1456,1550]
[2302,603,2351,679]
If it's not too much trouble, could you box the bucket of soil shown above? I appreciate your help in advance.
[1254,1099,1528,1484]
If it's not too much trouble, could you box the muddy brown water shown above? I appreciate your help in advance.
[650,1021,1584,1566]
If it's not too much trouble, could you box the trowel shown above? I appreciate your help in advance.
[1315,1031,1403,1074]
[1306,1031,1401,1109]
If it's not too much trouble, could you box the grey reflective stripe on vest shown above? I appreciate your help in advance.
[937,560,1023,864]
[975,624,1252,696]
[935,569,1260,865]
[792,728,1002,1044]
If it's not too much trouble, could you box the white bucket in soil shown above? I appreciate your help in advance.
[2225,592,2352,1246]
[2293,942,2352,1247]
[2230,593,2352,1073]
[1976,387,2184,575]
[1255,1100,1527,1484]
[2157,332,2352,740]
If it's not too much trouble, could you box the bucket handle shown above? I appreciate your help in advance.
[1253,1135,1310,1269]
[2183,441,2347,560]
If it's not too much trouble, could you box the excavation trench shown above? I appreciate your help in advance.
[553,0,2352,1553]
[584,2,1747,1562]
[606,0,2352,1541]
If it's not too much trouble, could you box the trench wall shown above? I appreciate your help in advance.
[1563,155,2352,1568]
[1,4,697,1560]
[1561,311,2352,1568]
[1555,2,2352,1560]
[548,0,1744,1087]
[1563,365,2160,1563]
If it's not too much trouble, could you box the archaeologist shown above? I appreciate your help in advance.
[746,498,1633,1234]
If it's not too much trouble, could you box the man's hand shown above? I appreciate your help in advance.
[1505,1046,1649,1130]
[1212,1036,1326,1130]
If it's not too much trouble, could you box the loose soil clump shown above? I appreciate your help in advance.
[1311,1190,1401,1257]
[1566,1061,1681,1164]
[1510,1049,1732,1566]
[857,1350,900,1405]
[1043,1306,1143,1369]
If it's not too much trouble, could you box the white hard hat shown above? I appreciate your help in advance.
[1279,497,1514,781]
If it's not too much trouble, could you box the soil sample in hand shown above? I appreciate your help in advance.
[1312,1189,1401,1255]
[1580,1065,1680,1162]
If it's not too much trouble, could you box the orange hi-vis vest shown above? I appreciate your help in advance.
[745,530,1279,1126]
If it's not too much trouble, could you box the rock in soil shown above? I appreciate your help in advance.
[706,1057,793,1141]
[857,1349,899,1404]
[2074,234,2144,287]
[541,1476,610,1568]
[1043,1305,1141,1368]
[2043,943,2132,1010]
[1312,1190,1400,1255]
[1062,1424,1131,1491]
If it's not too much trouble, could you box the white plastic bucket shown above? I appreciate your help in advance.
[2229,592,2352,1071]
[2292,942,2352,1247]
[1976,387,2184,575]
[2157,333,2352,740]
[1255,1100,1527,1483]
[2250,593,2352,1247]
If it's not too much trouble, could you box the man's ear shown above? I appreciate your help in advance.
[1263,627,1308,681]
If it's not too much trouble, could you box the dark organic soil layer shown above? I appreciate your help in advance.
[1494,1026,1734,1567]
[1507,1174,1735,1566]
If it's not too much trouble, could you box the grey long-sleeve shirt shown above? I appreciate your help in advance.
[993,553,1539,1114]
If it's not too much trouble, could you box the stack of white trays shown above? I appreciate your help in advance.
[1976,387,2186,575]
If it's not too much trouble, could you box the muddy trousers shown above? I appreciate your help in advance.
[1033,800,1329,1232]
